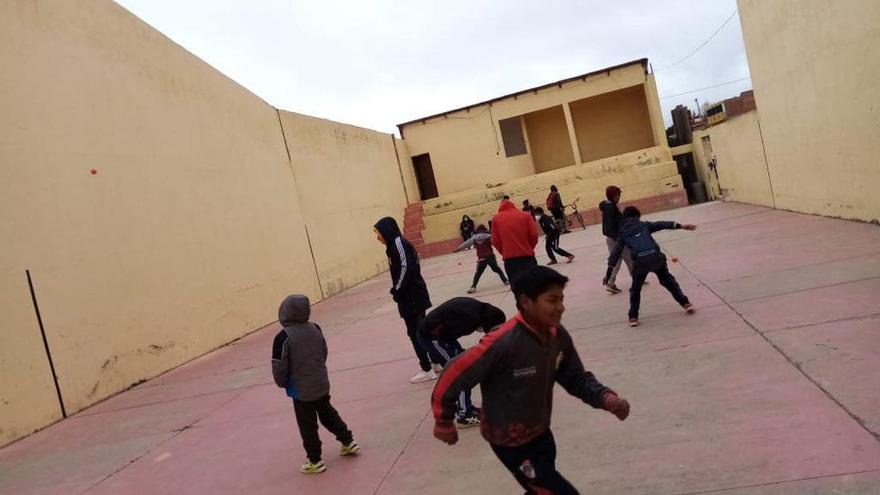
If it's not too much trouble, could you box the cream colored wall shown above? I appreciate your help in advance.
[394,138,420,205]
[401,63,655,197]
[569,85,655,162]
[691,132,721,201]
[280,112,409,297]
[419,147,680,242]
[0,1,323,446]
[692,112,774,207]
[738,0,880,221]
[523,106,575,173]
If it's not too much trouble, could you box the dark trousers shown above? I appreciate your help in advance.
[550,208,567,232]
[491,430,579,495]
[420,338,475,418]
[293,395,353,463]
[504,256,538,288]
[629,261,690,318]
[544,234,573,263]
[472,255,508,288]
[403,311,435,371]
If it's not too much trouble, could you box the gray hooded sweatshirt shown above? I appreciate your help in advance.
[271,295,331,401]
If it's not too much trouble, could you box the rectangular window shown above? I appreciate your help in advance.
[499,117,527,157]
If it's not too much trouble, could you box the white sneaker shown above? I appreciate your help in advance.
[432,363,444,374]
[410,370,437,383]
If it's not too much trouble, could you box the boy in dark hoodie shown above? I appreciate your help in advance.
[599,185,634,294]
[455,224,509,293]
[374,216,439,383]
[418,297,507,428]
[604,207,697,327]
[534,207,575,265]
[272,294,359,474]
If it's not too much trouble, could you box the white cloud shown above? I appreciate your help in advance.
[115,0,750,133]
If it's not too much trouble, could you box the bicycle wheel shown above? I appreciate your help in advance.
[575,212,586,230]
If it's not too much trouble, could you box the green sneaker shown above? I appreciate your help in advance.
[300,460,326,474]
[340,441,360,456]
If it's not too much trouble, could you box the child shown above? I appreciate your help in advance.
[271,294,359,474]
[604,206,697,327]
[431,267,630,494]
[491,198,539,286]
[373,216,440,383]
[418,297,507,428]
[599,185,633,294]
[455,224,509,293]
[535,207,575,265]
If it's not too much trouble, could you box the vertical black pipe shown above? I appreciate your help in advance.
[26,269,67,418]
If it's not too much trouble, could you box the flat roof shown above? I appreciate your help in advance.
[397,58,648,130]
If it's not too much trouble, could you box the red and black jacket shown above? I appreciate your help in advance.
[431,314,610,447]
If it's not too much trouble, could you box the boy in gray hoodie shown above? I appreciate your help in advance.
[272,294,359,474]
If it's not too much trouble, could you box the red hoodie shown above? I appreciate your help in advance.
[491,199,539,260]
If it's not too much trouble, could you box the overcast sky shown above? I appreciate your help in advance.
[115,0,752,135]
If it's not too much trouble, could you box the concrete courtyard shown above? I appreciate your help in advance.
[1,201,879,494]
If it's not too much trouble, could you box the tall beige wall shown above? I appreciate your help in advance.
[400,63,657,197]
[279,112,409,297]
[738,0,880,221]
[524,106,575,173]
[569,85,655,162]
[692,112,774,207]
[0,1,324,446]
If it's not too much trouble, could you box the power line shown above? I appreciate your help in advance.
[660,76,751,99]
[655,9,739,71]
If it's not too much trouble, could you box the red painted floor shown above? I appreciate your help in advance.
[2,201,880,494]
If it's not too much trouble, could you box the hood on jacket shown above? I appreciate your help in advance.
[480,304,507,332]
[618,217,642,237]
[497,199,517,212]
[279,294,310,326]
[374,217,402,245]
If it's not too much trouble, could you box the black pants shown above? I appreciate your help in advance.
[403,310,434,371]
[504,256,538,288]
[630,261,690,318]
[420,338,476,418]
[544,234,573,263]
[293,395,353,463]
[491,430,579,495]
[550,208,567,232]
[472,255,508,288]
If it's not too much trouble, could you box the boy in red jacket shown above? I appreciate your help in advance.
[431,266,630,494]
[491,198,539,286]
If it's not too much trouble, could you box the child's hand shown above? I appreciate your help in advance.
[433,421,459,445]
[682,224,697,231]
[602,391,630,421]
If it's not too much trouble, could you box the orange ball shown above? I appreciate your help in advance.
[671,256,679,263]
[89,169,97,175]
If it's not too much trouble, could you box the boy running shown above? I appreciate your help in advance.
[431,267,630,494]
[272,294,359,474]
[534,207,575,265]
[456,224,509,293]
[604,206,697,327]
[418,297,507,428]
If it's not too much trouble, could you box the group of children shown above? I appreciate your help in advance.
[270,185,697,492]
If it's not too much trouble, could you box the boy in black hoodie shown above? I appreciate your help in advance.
[604,207,697,327]
[599,185,633,294]
[535,207,575,265]
[374,216,439,383]
[272,294,359,474]
[418,297,507,428]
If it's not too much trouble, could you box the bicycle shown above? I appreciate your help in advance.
[564,197,586,231]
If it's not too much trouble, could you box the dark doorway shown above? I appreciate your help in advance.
[411,153,438,200]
